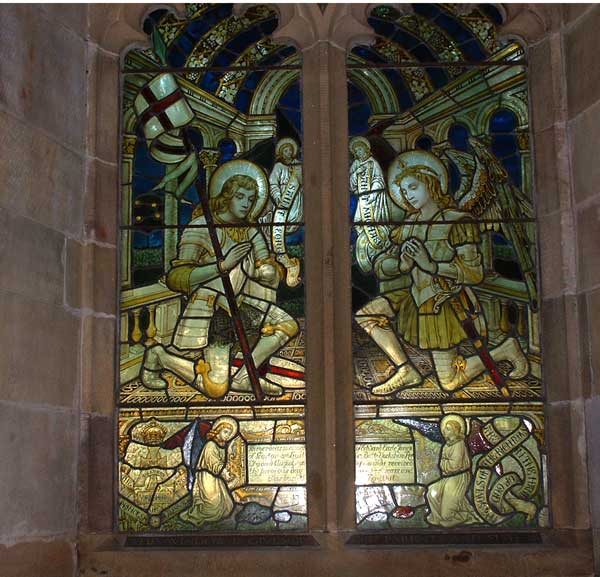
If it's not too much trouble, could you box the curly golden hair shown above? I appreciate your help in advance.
[211,174,258,217]
[207,423,234,443]
[275,143,297,164]
[193,174,258,220]
[394,166,455,212]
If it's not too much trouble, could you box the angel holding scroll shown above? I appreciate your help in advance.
[260,138,303,288]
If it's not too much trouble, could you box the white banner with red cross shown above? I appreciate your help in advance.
[133,73,199,196]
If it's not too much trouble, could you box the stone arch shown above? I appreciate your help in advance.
[476,97,529,135]
[433,116,463,144]
[347,63,400,115]
[249,65,300,116]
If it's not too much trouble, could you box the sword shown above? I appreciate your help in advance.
[438,277,510,398]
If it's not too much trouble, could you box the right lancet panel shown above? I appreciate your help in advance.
[349,4,547,531]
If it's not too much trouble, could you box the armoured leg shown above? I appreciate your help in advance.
[356,298,407,365]
[356,298,421,395]
[140,344,199,391]
[140,345,168,390]
[231,303,299,397]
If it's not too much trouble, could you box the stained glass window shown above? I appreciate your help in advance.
[119,4,307,533]
[349,4,547,530]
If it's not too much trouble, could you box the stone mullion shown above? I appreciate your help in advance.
[303,41,355,533]
[327,44,357,532]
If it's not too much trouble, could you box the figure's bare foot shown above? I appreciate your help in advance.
[371,362,422,396]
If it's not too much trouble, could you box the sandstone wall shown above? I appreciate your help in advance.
[0,5,89,576]
[561,4,600,573]
[1,3,600,577]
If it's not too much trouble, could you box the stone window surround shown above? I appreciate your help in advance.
[79,4,595,575]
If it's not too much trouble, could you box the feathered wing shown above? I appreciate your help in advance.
[442,137,538,309]
[467,419,504,475]
[163,419,212,492]
[393,418,443,443]
[442,146,501,220]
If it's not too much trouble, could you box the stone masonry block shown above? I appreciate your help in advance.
[576,196,600,291]
[0,539,76,577]
[88,5,121,47]
[563,4,594,25]
[569,98,600,204]
[587,287,600,396]
[565,4,600,119]
[529,37,557,133]
[0,109,85,237]
[0,289,80,408]
[64,238,83,310]
[88,48,120,164]
[542,295,591,402]
[595,528,600,576]
[66,239,117,314]
[84,159,118,244]
[0,208,65,306]
[0,402,77,538]
[80,413,113,533]
[532,126,560,216]
[585,398,600,527]
[77,531,593,577]
[541,296,567,401]
[547,400,590,529]
[0,4,86,150]
[81,315,115,415]
[89,243,118,315]
[88,5,147,52]
[41,4,88,38]
[538,210,565,300]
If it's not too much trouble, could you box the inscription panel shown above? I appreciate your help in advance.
[248,444,306,484]
[355,443,415,485]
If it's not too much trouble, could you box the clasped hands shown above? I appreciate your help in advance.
[400,237,437,275]
[219,242,278,284]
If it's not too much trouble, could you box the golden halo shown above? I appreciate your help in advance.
[349,136,371,155]
[440,414,467,438]
[275,138,299,158]
[211,416,239,442]
[208,159,268,221]
[388,150,449,210]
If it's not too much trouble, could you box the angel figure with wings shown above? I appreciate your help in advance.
[175,416,240,527]
[355,149,529,396]
[440,136,537,308]
[395,413,540,527]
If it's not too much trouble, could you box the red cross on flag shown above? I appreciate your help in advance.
[134,73,194,141]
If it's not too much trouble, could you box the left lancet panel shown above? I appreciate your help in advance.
[118,3,306,533]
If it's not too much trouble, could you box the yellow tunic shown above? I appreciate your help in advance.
[382,210,485,350]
